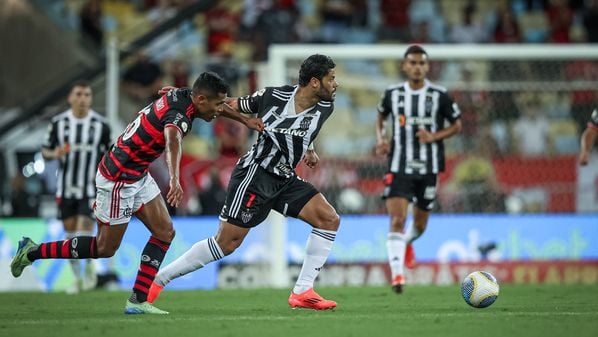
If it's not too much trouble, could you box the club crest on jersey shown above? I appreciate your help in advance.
[300,117,312,130]
[241,211,254,223]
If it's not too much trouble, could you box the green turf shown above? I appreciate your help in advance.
[1,285,597,337]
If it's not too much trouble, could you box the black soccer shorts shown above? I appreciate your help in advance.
[57,197,94,220]
[219,164,319,228]
[382,172,438,211]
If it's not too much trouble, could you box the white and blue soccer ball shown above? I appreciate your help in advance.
[461,271,500,308]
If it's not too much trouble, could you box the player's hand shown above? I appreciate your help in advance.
[166,177,183,208]
[375,139,390,155]
[246,118,264,132]
[579,151,590,166]
[54,143,70,158]
[416,129,436,143]
[158,86,177,96]
[304,150,319,169]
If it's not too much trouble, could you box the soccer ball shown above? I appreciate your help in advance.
[461,271,499,308]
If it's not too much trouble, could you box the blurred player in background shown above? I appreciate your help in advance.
[11,72,263,315]
[578,108,598,166]
[375,45,462,293]
[148,54,341,310]
[41,81,111,293]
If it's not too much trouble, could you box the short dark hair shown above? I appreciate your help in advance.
[404,45,428,59]
[70,80,91,90]
[298,54,336,86]
[192,71,229,97]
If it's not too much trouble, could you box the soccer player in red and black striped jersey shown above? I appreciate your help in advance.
[579,108,598,166]
[376,45,462,293]
[11,72,264,314]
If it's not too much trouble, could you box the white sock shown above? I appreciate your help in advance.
[387,232,407,278]
[293,229,336,294]
[404,224,421,244]
[154,237,223,286]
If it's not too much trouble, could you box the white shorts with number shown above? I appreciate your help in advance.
[94,171,161,225]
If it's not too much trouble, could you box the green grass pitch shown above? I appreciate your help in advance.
[1,285,597,337]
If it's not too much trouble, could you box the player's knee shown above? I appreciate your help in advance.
[390,215,407,231]
[152,223,175,243]
[216,238,241,256]
[96,243,118,257]
[317,209,340,231]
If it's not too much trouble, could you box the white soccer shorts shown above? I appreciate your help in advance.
[94,171,161,225]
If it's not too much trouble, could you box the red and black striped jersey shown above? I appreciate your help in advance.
[99,88,196,182]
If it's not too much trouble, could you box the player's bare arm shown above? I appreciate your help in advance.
[164,126,184,208]
[579,127,598,166]
[417,119,462,144]
[375,114,390,155]
[221,97,264,132]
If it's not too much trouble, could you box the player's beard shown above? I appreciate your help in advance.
[316,87,335,102]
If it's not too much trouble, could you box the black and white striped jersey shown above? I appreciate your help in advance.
[42,109,112,199]
[236,85,334,178]
[377,79,461,175]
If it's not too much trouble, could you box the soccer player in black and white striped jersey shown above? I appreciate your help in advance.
[148,54,341,310]
[41,81,112,293]
[376,45,462,293]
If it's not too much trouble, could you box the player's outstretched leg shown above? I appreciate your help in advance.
[10,237,38,277]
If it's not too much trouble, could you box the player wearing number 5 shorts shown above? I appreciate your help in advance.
[11,72,264,314]
[375,45,462,293]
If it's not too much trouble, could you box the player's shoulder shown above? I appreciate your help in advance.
[384,83,405,93]
[270,85,296,100]
[50,110,70,123]
[89,110,107,121]
[426,81,449,94]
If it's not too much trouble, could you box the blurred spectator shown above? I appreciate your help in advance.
[512,98,554,156]
[442,131,505,213]
[451,64,489,150]
[79,0,104,49]
[319,0,354,43]
[122,52,163,104]
[205,4,238,57]
[408,0,445,43]
[213,118,249,158]
[378,0,411,42]
[170,59,190,88]
[197,168,227,215]
[546,0,573,43]
[449,2,488,43]
[564,60,598,135]
[492,1,523,42]
[10,173,39,217]
[252,0,301,61]
[582,0,598,42]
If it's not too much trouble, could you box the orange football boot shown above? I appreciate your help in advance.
[288,288,337,310]
[391,275,405,294]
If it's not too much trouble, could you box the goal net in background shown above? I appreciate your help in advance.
[263,44,598,215]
